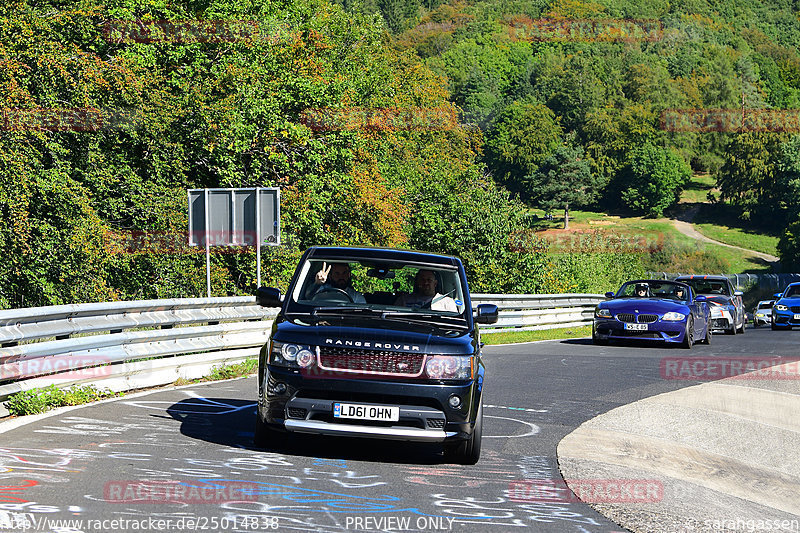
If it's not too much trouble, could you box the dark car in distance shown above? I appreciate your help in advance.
[771,282,800,330]
[674,275,746,335]
[593,279,711,348]
[254,246,498,464]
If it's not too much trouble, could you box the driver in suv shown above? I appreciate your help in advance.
[304,262,366,303]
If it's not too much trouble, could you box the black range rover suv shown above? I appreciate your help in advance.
[254,246,498,464]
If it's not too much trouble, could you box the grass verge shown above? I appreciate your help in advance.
[3,359,260,417]
[693,223,779,257]
[4,385,122,416]
[483,325,592,345]
[173,358,258,386]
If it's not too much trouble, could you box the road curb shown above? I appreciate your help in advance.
[556,361,800,532]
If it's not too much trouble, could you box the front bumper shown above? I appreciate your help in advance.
[593,319,686,343]
[709,308,734,330]
[754,313,771,325]
[259,365,480,442]
[773,309,800,326]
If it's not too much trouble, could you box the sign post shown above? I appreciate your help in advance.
[188,188,280,297]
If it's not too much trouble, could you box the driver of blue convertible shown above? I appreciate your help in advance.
[306,262,366,303]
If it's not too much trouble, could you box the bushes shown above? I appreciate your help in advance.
[642,236,731,274]
[5,385,120,416]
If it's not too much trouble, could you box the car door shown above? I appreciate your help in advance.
[728,280,743,326]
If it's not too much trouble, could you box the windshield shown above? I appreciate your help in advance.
[288,258,467,318]
[783,285,800,298]
[617,281,689,302]
[679,278,731,297]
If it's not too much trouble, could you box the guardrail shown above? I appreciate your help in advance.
[647,272,800,291]
[0,293,603,403]
[472,294,604,333]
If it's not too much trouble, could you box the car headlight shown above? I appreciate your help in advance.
[775,304,789,311]
[425,356,473,380]
[662,312,686,321]
[595,308,612,318]
[270,341,316,369]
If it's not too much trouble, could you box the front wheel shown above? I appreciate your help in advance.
[702,323,712,345]
[737,316,746,334]
[444,402,483,465]
[254,415,288,450]
[592,326,609,345]
[682,317,694,349]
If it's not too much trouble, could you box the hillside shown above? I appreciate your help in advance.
[1,0,799,307]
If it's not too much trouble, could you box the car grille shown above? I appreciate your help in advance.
[791,306,800,313]
[616,313,658,323]
[287,408,307,419]
[426,419,445,429]
[318,348,425,376]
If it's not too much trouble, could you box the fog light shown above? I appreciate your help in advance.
[273,382,287,395]
[448,395,462,408]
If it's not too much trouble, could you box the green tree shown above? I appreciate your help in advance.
[619,144,691,217]
[484,98,562,194]
[525,140,599,228]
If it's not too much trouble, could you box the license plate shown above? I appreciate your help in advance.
[333,403,399,422]
[624,323,648,331]
[793,314,800,320]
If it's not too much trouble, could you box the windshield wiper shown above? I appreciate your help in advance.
[310,307,383,317]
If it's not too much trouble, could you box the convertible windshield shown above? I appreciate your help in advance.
[288,259,467,317]
[617,281,690,302]
[680,278,731,297]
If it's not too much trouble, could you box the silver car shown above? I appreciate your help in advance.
[753,300,774,327]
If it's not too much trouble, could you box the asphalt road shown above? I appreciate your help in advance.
[0,326,793,533]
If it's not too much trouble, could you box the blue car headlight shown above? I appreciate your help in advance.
[662,312,686,321]
[595,308,612,318]
[775,304,789,311]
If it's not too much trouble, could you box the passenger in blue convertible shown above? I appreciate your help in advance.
[394,269,457,312]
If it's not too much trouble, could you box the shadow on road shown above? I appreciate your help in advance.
[165,396,448,464]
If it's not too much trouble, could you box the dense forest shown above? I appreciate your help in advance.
[1,0,799,307]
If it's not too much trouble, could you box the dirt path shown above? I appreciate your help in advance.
[672,206,779,263]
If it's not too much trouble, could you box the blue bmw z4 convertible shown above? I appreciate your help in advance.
[593,280,711,348]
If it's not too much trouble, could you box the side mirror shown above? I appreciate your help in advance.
[605,292,615,298]
[256,287,282,307]
[774,293,783,299]
[475,304,499,324]
[695,295,707,302]
[734,291,743,297]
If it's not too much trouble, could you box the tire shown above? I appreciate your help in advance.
[702,323,712,345]
[737,315,746,334]
[682,317,694,349]
[592,326,609,345]
[444,402,483,465]
[254,414,287,450]
[727,320,736,335]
